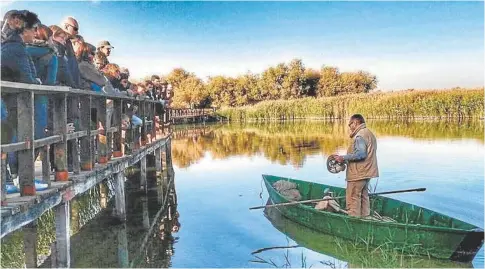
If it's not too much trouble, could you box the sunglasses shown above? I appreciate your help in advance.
[68,24,78,32]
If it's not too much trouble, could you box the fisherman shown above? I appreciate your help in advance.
[333,114,379,217]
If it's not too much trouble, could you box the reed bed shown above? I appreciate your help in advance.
[217,88,484,121]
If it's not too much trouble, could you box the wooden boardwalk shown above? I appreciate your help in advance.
[170,108,219,124]
[0,81,174,267]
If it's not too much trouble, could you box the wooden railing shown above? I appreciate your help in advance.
[0,81,171,201]
[169,108,216,119]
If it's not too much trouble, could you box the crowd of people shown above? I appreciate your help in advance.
[0,10,173,182]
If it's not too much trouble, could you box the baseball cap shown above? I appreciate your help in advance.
[97,40,114,49]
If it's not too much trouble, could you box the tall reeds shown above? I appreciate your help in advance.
[217,88,484,121]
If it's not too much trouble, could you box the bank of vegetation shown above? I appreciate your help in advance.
[153,58,483,121]
[217,88,484,121]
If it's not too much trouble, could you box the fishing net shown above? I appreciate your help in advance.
[273,180,302,201]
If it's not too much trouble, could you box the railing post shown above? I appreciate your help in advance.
[140,156,146,190]
[54,201,70,268]
[106,99,114,160]
[151,103,157,143]
[17,91,35,195]
[97,97,108,163]
[41,145,51,186]
[53,93,68,181]
[134,100,141,149]
[80,96,92,171]
[68,95,80,174]
[1,151,7,205]
[141,101,146,146]
[112,99,123,158]
[124,100,133,155]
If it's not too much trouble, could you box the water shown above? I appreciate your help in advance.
[168,120,484,268]
[1,120,483,268]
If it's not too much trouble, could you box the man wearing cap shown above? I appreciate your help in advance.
[97,40,113,60]
[61,16,81,88]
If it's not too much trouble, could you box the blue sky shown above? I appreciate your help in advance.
[1,1,483,90]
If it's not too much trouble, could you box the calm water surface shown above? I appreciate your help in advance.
[1,120,483,268]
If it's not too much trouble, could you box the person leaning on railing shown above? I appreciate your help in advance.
[74,39,107,91]
[1,10,43,183]
[61,16,81,89]
[1,10,41,84]
[48,25,75,87]
[26,24,58,86]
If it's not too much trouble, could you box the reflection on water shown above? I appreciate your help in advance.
[1,178,116,268]
[65,169,178,268]
[1,120,483,268]
[169,120,483,268]
[262,199,474,268]
[171,120,483,169]
[0,167,178,268]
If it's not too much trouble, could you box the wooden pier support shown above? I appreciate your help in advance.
[155,147,162,175]
[140,156,147,191]
[23,221,38,268]
[54,201,70,268]
[114,172,126,222]
[165,139,172,167]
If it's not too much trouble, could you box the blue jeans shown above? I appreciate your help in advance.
[131,115,142,127]
[26,46,58,85]
[34,95,48,140]
[4,95,47,178]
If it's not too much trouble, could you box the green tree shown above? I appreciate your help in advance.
[172,76,207,108]
[259,63,287,100]
[282,59,306,99]
[317,66,342,97]
[165,68,192,89]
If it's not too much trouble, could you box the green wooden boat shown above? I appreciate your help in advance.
[262,174,484,263]
[263,201,474,268]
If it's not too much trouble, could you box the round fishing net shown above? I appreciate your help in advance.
[326,155,346,174]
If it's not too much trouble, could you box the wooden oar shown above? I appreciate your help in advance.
[249,187,426,210]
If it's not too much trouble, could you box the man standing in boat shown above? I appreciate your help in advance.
[334,114,379,217]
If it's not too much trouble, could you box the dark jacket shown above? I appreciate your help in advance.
[26,40,56,84]
[50,40,75,87]
[78,60,107,90]
[65,39,81,88]
[1,32,39,84]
